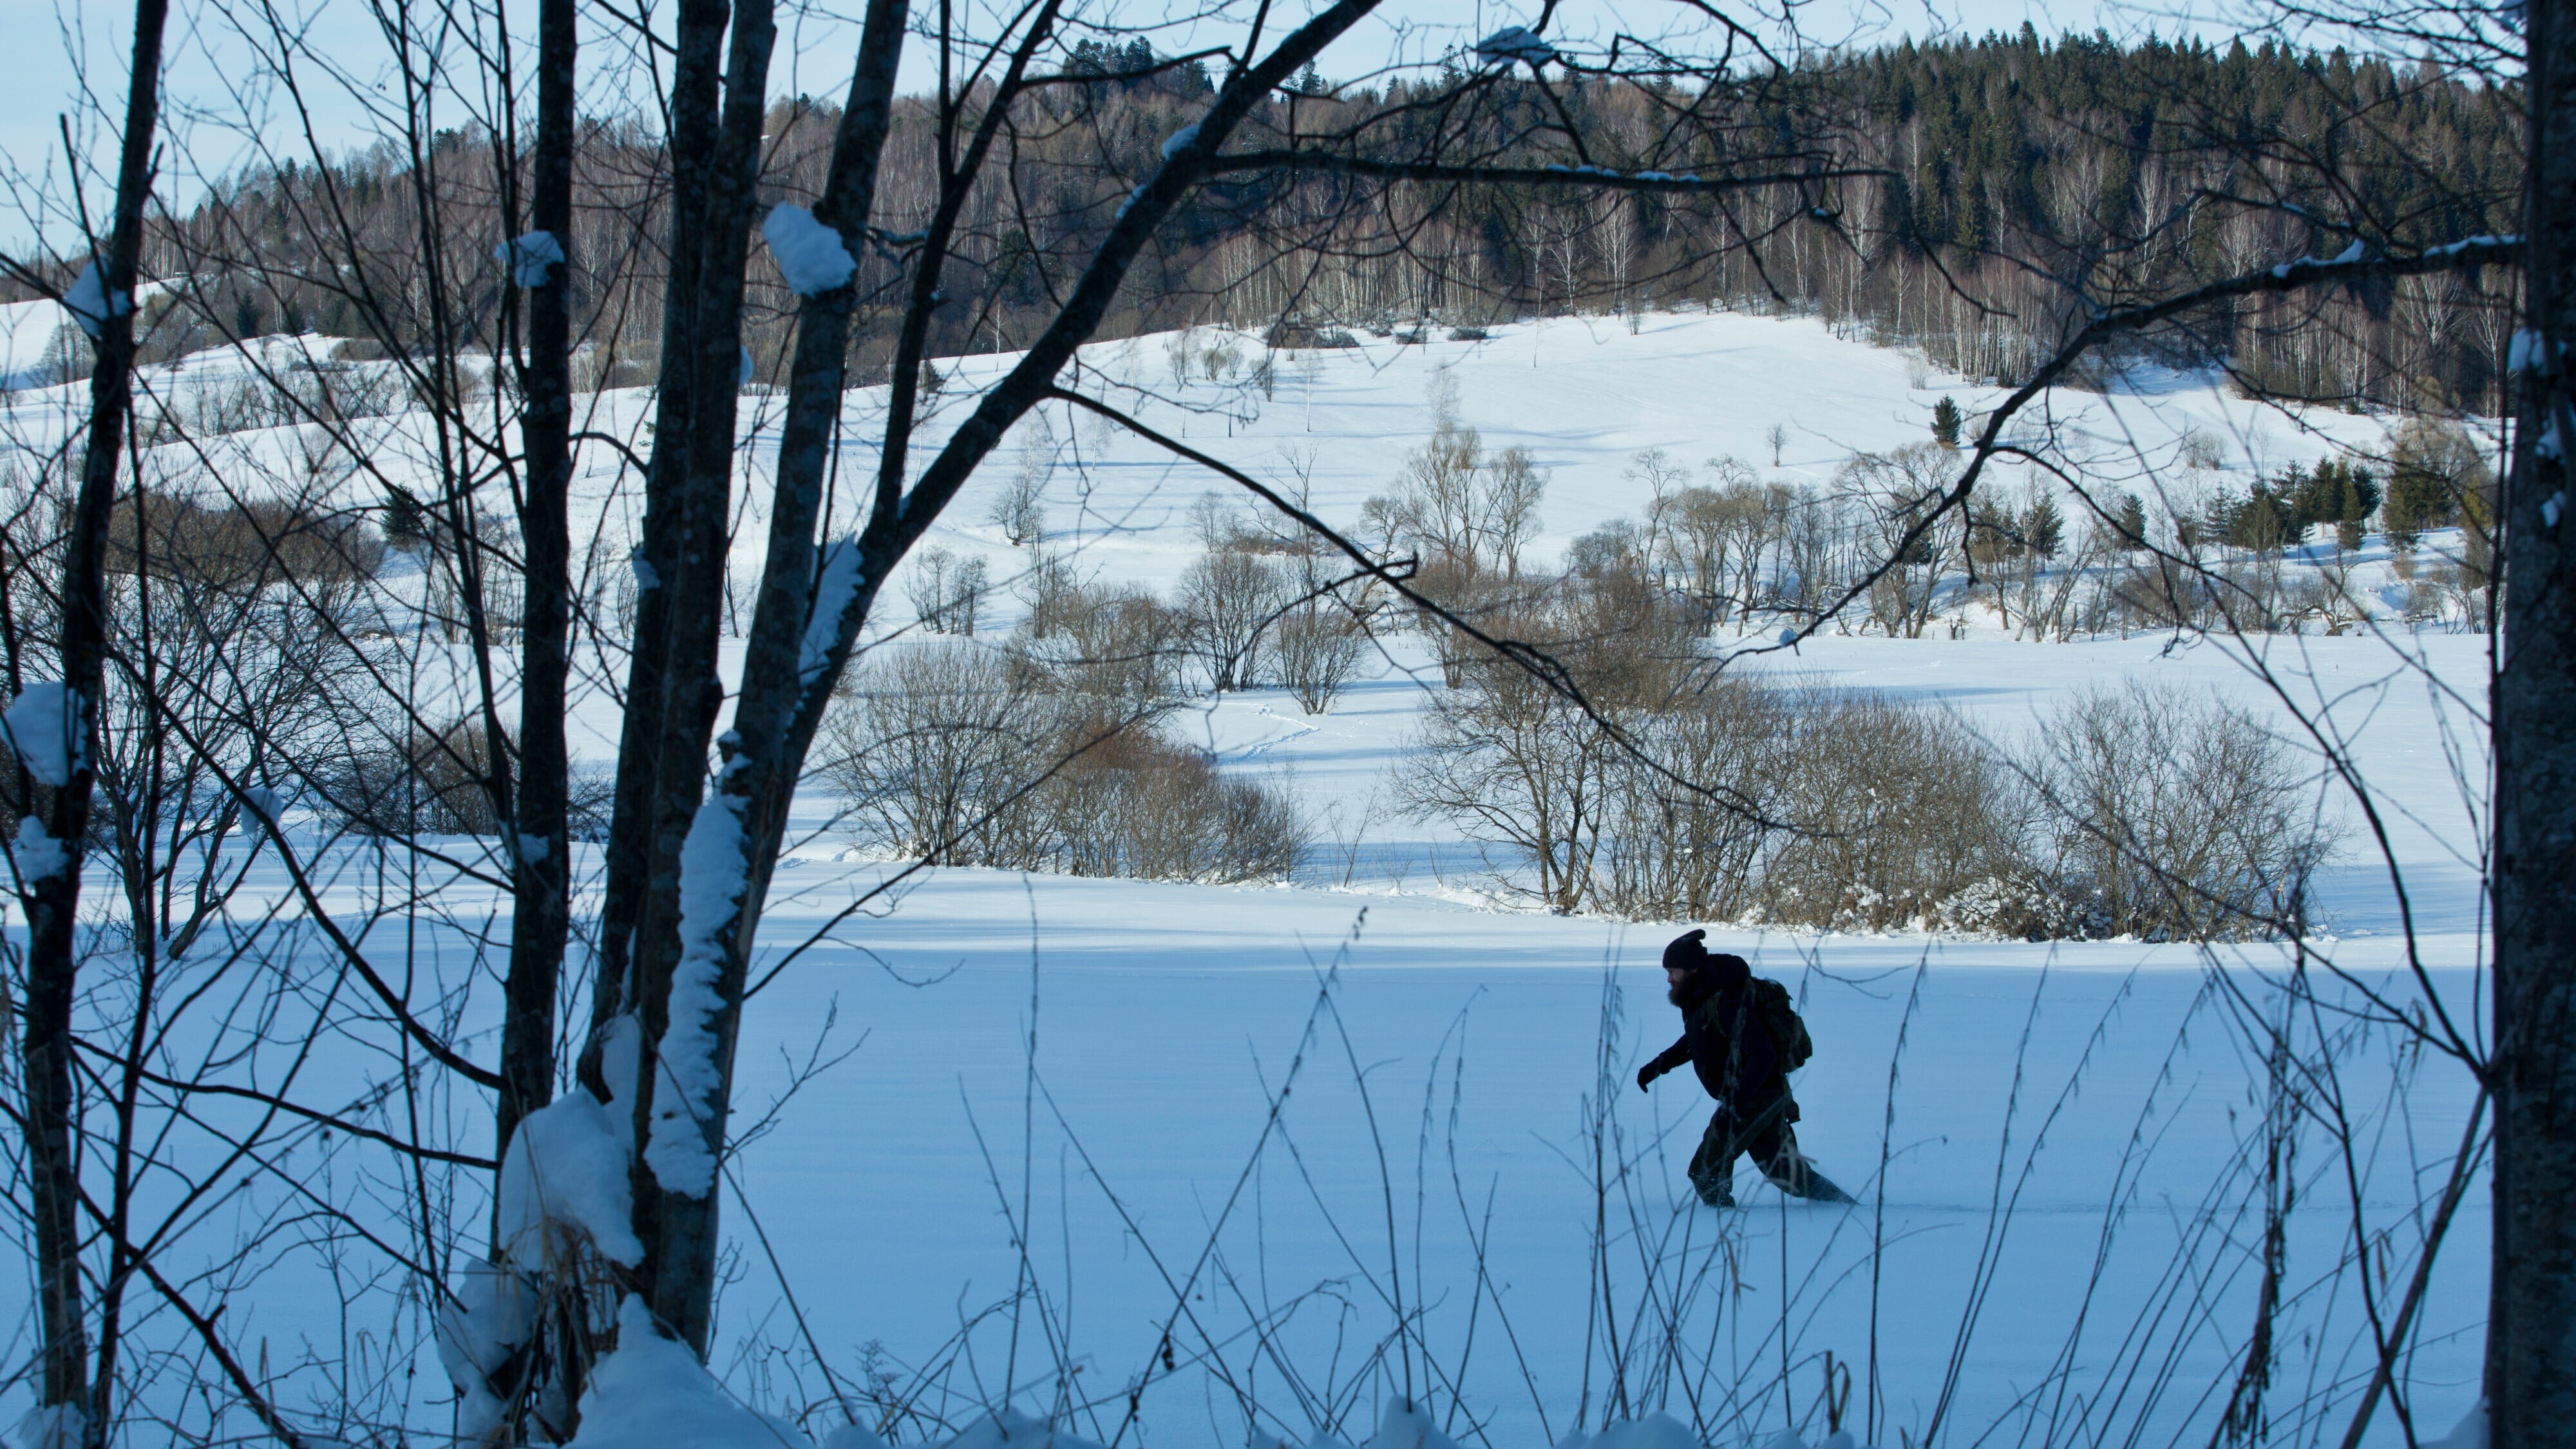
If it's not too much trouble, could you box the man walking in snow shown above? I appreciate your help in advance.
[1636,929,1852,1206]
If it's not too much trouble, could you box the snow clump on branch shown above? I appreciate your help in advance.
[60,261,129,338]
[800,540,867,686]
[435,1261,538,1437]
[496,1093,644,1267]
[494,231,565,288]
[1474,25,1558,66]
[5,682,78,787]
[763,204,858,295]
[647,786,751,1197]
[14,817,68,883]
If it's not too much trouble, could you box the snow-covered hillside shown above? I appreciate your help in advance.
[0,306,2492,1448]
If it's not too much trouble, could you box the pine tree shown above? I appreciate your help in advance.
[1931,395,1962,447]
[383,486,429,550]
[2022,494,2063,560]
[2116,492,2149,551]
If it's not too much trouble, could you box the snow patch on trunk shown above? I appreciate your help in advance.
[494,231,566,288]
[647,790,750,1197]
[6,681,78,786]
[763,204,858,295]
[439,1016,649,1423]
[61,261,129,337]
[598,1012,643,1150]
[800,540,867,686]
[14,815,68,882]
[497,1092,645,1267]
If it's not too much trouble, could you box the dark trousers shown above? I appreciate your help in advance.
[1686,1088,1812,1205]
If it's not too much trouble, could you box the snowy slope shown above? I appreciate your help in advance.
[0,308,2494,1448]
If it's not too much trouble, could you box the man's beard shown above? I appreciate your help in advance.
[1667,980,1689,1007]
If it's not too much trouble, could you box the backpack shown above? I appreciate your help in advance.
[1749,976,1813,1073]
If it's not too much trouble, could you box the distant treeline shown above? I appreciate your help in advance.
[23,27,2519,411]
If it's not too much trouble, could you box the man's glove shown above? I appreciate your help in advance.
[1636,1064,1657,1093]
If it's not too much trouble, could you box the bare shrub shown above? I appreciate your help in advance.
[106,487,387,590]
[1273,598,1369,713]
[1837,444,1962,638]
[1659,470,1769,625]
[1178,546,1291,692]
[1036,711,1305,883]
[1022,573,1184,708]
[323,721,610,839]
[2024,681,2336,940]
[2179,426,2229,471]
[1756,690,2036,931]
[1361,377,1545,579]
[825,639,1302,883]
[1592,679,1791,920]
[828,640,1061,863]
[987,416,1052,545]
[1396,656,1622,914]
[904,546,989,635]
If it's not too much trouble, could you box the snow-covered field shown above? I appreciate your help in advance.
[0,307,2492,1446]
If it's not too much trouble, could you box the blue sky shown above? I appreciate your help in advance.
[0,0,2253,261]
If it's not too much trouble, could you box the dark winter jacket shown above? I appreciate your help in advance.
[1641,953,1780,1113]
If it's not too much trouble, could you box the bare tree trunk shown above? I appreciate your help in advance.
[479,0,583,1433]
[621,0,779,1354]
[20,3,169,1444]
[594,0,734,1041]
[498,0,578,1180]
[628,0,908,1354]
[2489,0,2576,1435]
[618,0,1379,1357]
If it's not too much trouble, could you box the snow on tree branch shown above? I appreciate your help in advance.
[59,260,128,338]
[763,205,858,296]
[800,541,867,687]
[13,817,68,883]
[1474,25,1558,66]
[649,788,750,1198]
[5,681,79,787]
[493,231,565,289]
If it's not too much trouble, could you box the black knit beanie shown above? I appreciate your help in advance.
[1662,929,1710,972]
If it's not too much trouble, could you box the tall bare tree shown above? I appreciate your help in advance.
[12,3,172,1444]
[2489,0,2574,1432]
